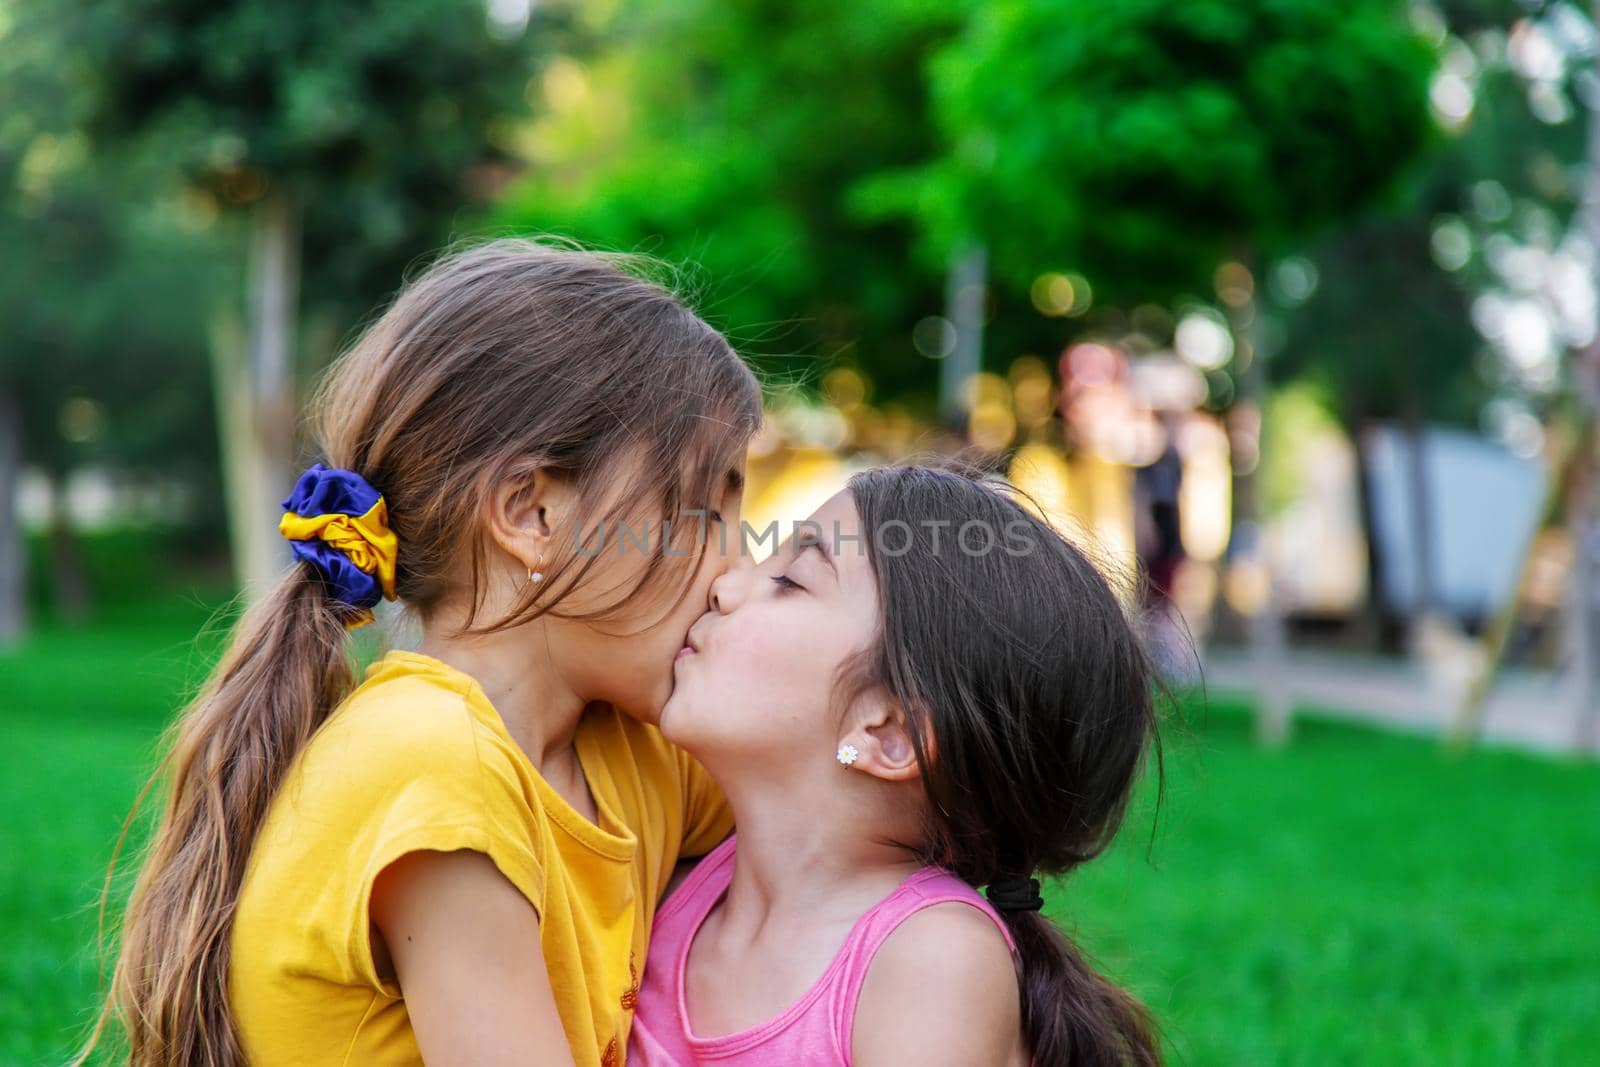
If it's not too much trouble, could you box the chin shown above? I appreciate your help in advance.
[603,681,665,728]
[656,690,702,744]
[655,697,683,740]
[630,686,672,729]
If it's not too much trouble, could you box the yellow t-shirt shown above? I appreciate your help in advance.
[230,649,731,1067]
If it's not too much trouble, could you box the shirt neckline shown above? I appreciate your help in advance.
[673,845,942,1054]
[372,649,637,862]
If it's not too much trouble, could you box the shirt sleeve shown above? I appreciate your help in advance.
[675,746,734,858]
[324,689,545,995]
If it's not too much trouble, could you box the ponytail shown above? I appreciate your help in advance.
[81,564,354,1066]
[1002,909,1161,1067]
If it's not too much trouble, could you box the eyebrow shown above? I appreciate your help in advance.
[725,468,745,493]
[795,529,838,580]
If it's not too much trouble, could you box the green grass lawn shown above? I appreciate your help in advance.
[2,593,233,1064]
[3,598,1598,1065]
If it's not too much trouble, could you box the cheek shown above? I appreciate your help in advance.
[614,624,693,723]
[666,620,840,754]
[558,611,685,725]
[591,561,721,712]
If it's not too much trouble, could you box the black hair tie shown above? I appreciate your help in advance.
[985,876,1044,913]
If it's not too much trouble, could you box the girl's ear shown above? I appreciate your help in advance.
[484,459,572,570]
[839,693,924,783]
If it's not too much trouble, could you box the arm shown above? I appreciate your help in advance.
[851,903,1029,1067]
[370,849,576,1067]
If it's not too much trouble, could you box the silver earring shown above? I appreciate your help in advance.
[836,744,859,767]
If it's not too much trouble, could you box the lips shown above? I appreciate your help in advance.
[677,620,708,661]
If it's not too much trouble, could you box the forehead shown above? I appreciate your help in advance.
[668,426,749,497]
[787,490,869,575]
[802,489,858,534]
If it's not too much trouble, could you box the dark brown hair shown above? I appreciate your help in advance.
[86,237,763,1066]
[845,461,1164,1067]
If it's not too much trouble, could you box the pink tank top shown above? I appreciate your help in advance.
[628,835,1018,1066]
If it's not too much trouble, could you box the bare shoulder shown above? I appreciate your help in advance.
[853,901,1028,1067]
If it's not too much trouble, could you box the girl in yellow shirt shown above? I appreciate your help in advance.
[84,239,762,1067]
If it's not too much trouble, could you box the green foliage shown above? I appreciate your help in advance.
[55,0,554,310]
[0,0,560,613]
[1269,16,1581,429]
[495,0,1440,410]
[494,0,966,408]
[0,181,224,480]
[1271,216,1487,425]
[0,7,225,484]
[900,0,1439,303]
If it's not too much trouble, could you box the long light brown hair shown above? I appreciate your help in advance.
[81,237,763,1066]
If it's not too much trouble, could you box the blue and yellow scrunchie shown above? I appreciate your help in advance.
[278,463,398,628]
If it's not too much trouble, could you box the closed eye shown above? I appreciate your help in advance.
[771,574,804,593]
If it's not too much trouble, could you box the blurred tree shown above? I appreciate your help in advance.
[1260,6,1561,652]
[1,16,224,638]
[0,44,36,642]
[0,180,224,625]
[1441,0,1600,748]
[868,0,1438,742]
[494,0,967,413]
[44,0,552,596]
[879,0,1437,303]
[1271,220,1483,648]
[1559,0,1600,751]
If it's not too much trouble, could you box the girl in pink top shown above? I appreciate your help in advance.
[631,463,1164,1067]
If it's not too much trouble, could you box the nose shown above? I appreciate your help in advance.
[708,555,751,615]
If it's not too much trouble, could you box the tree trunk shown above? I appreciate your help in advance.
[1398,399,1455,696]
[1563,448,1598,751]
[0,388,24,646]
[1400,404,1439,639]
[213,192,301,601]
[1350,419,1402,653]
[1567,2,1600,753]
[1450,416,1588,750]
[47,469,90,624]
[1225,267,1292,746]
[940,242,987,431]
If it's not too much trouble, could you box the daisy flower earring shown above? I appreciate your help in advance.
[836,744,860,767]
